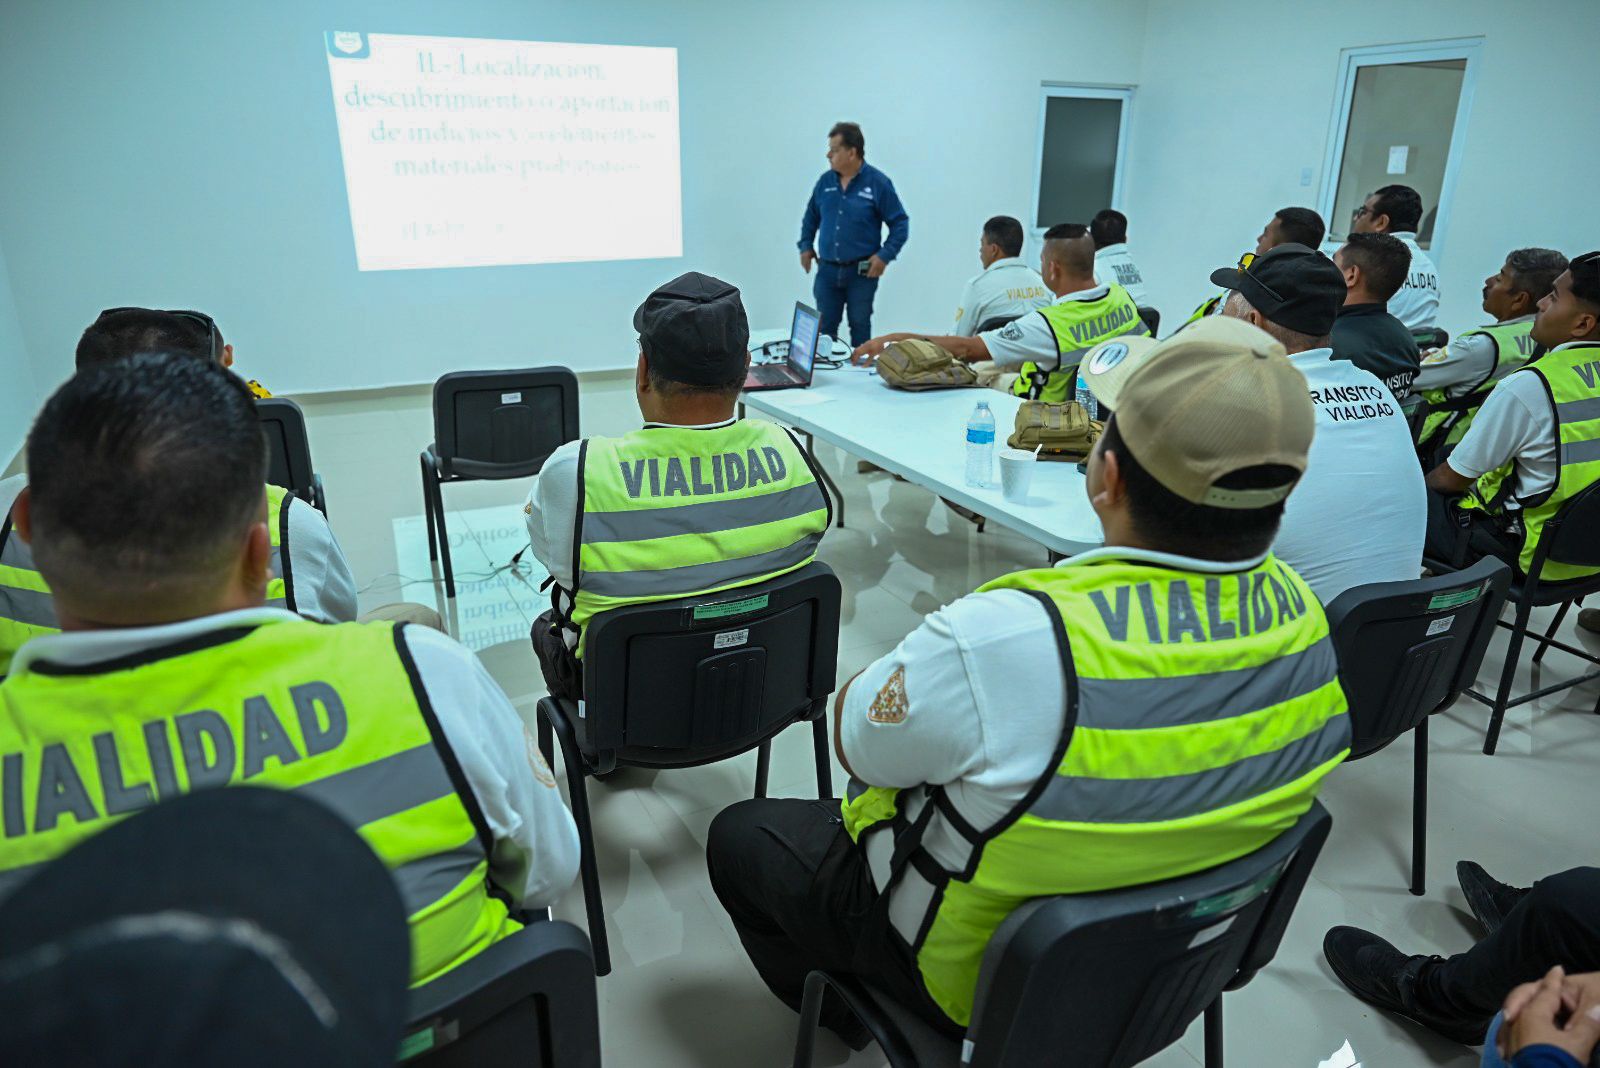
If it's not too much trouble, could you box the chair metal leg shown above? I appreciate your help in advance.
[755,740,771,799]
[1484,601,1533,755]
[421,455,438,562]
[547,707,609,975]
[811,715,833,799]
[790,971,829,1068]
[1411,716,1428,896]
[1531,602,1572,665]
[1203,997,1224,1068]
[434,480,457,600]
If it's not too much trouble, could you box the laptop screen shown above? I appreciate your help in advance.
[787,302,820,382]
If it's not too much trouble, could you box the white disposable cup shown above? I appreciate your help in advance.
[998,448,1037,503]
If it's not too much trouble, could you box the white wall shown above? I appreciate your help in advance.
[0,0,1148,394]
[0,239,40,469]
[1124,0,1600,336]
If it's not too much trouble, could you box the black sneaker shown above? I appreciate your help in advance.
[1456,861,1529,935]
[1323,926,1489,1045]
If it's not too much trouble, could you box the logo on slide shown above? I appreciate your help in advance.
[326,31,370,59]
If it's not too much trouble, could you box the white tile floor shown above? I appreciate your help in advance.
[300,384,1600,1068]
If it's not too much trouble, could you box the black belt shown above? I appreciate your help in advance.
[819,256,869,266]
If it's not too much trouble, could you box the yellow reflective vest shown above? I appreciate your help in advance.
[0,616,519,985]
[842,554,1350,1025]
[1461,342,1600,582]
[0,485,296,676]
[1012,285,1149,403]
[1417,320,1539,450]
[566,420,829,654]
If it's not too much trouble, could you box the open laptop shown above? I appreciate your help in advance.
[744,302,819,392]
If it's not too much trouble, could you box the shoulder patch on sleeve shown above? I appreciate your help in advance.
[998,322,1025,341]
[867,666,910,724]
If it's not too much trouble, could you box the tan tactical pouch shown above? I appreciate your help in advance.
[1007,400,1103,462]
[876,339,978,391]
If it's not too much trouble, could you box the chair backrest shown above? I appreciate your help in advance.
[975,315,1021,335]
[1402,393,1431,441]
[403,920,600,1068]
[1137,306,1161,336]
[1324,556,1510,760]
[1535,479,1600,571]
[256,397,318,506]
[433,368,579,477]
[580,562,841,760]
[1413,326,1450,351]
[963,802,1331,1068]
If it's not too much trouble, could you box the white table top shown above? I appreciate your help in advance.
[741,331,1104,556]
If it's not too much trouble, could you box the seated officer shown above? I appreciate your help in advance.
[525,272,830,701]
[1186,206,1327,325]
[1090,208,1151,306]
[1331,233,1422,403]
[1217,244,1427,604]
[707,316,1350,1042]
[853,223,1149,402]
[950,215,1050,337]
[1348,184,1440,330]
[0,354,580,984]
[1424,252,1600,589]
[0,309,356,676]
[1414,248,1568,454]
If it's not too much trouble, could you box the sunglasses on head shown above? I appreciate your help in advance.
[99,307,222,361]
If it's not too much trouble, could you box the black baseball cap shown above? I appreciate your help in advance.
[0,788,410,1067]
[633,271,751,387]
[1210,243,1346,336]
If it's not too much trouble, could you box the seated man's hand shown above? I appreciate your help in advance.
[852,337,888,364]
[1500,966,1600,1061]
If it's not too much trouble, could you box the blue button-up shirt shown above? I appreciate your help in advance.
[798,162,910,263]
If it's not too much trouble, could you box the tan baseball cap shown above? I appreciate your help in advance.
[1104,316,1314,509]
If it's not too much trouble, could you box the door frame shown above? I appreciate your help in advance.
[1031,83,1135,238]
[1316,37,1482,264]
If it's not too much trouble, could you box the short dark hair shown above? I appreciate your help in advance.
[981,215,1025,258]
[75,308,216,371]
[1100,417,1294,561]
[25,353,268,612]
[1339,232,1411,301]
[646,366,746,400]
[1571,251,1600,309]
[1370,185,1423,232]
[1042,223,1094,274]
[1273,207,1326,249]
[1089,209,1128,249]
[1505,248,1569,301]
[828,122,864,156]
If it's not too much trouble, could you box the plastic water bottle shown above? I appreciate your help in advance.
[1075,377,1099,421]
[965,401,996,488]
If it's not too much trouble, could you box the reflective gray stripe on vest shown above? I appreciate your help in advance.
[579,534,822,598]
[1556,397,1600,426]
[0,534,57,630]
[1029,716,1350,825]
[293,743,456,828]
[1560,438,1600,467]
[1075,637,1338,731]
[582,484,827,546]
[392,837,486,916]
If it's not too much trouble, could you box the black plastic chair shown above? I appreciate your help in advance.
[257,397,326,516]
[792,803,1332,1068]
[1439,481,1600,754]
[1413,326,1450,351]
[403,919,600,1067]
[421,368,579,597]
[1324,557,1510,894]
[1137,305,1161,336]
[974,314,1022,334]
[536,561,841,976]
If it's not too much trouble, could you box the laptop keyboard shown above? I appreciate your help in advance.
[751,364,792,385]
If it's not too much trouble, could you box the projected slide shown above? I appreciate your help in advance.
[324,31,681,272]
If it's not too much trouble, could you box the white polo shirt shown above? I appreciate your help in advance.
[951,257,1051,337]
[0,474,357,625]
[1273,348,1427,603]
[1413,315,1536,400]
[840,544,1269,910]
[978,285,1107,371]
[1093,243,1151,306]
[1386,232,1440,331]
[1440,343,1600,507]
[5,607,582,909]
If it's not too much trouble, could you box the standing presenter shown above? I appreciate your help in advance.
[798,122,910,348]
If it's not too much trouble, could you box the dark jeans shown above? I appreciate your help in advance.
[812,263,880,347]
[1424,490,1522,571]
[531,609,582,703]
[705,797,962,1041]
[1416,867,1600,1024]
